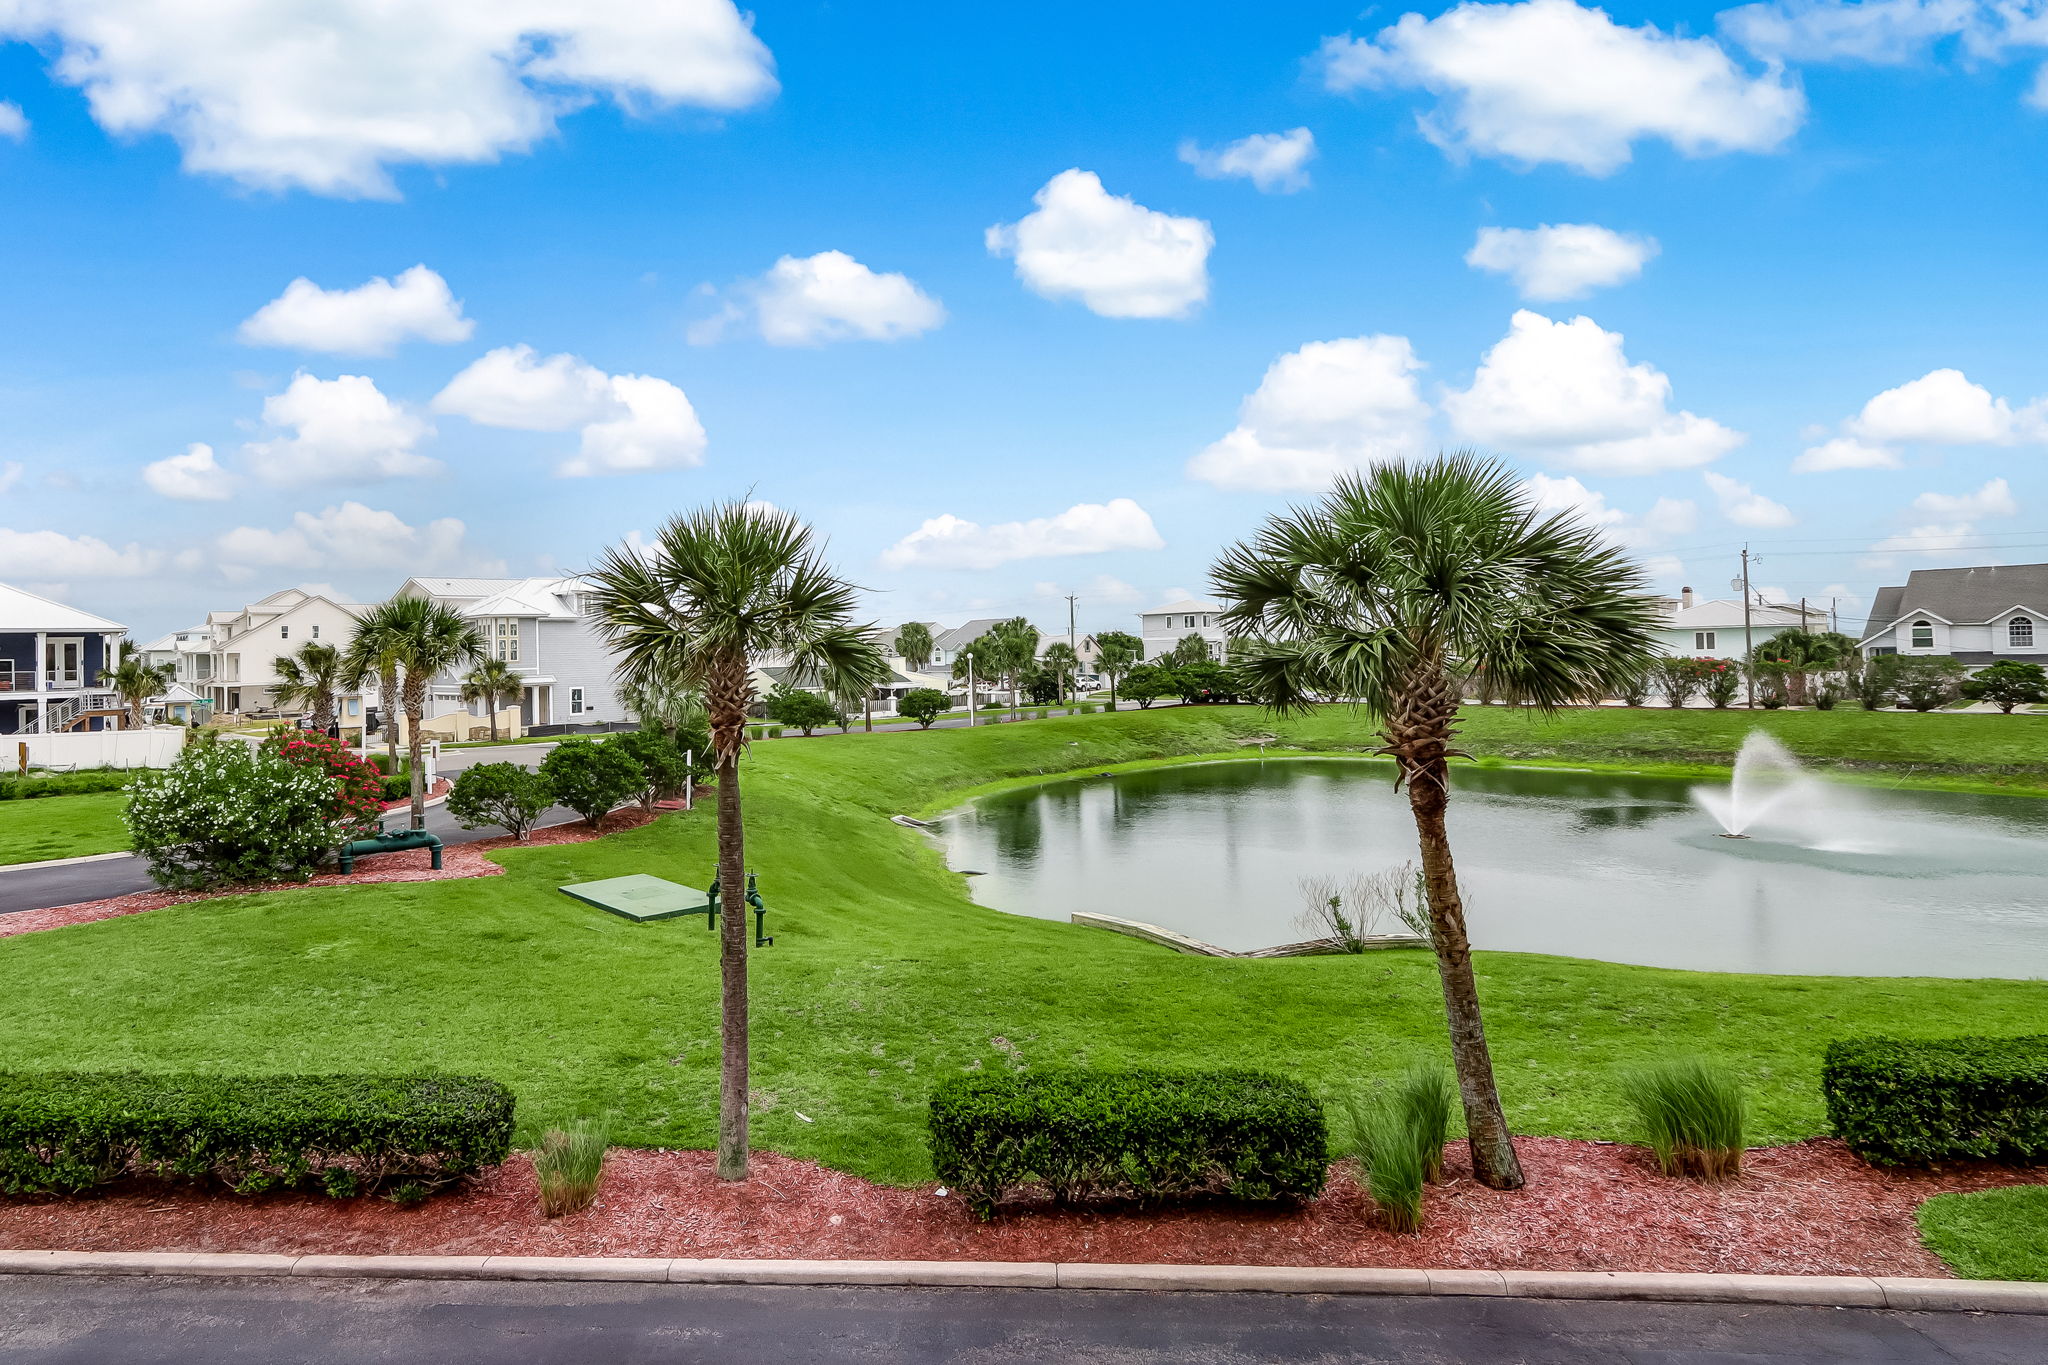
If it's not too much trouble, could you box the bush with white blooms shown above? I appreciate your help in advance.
[125,739,348,891]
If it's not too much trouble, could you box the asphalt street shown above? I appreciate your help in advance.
[0,1277,2036,1364]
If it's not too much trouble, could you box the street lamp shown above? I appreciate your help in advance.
[965,651,976,728]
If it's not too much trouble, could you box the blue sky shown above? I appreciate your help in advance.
[2,0,2046,641]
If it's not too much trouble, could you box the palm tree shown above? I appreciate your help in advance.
[1750,628,1856,706]
[1041,642,1080,704]
[1169,632,1214,668]
[1213,455,1659,1191]
[349,598,484,829]
[583,501,887,1182]
[271,641,347,732]
[99,657,174,730]
[460,657,524,743]
[343,631,404,769]
[619,670,707,740]
[894,622,934,674]
[1094,630,1142,711]
[968,618,1037,718]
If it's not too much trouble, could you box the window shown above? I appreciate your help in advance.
[280,625,289,639]
[2011,616,2035,649]
[311,625,321,639]
[1910,621,1935,649]
[569,687,584,715]
[485,618,520,662]
[1694,631,1716,650]
[1183,615,1196,629]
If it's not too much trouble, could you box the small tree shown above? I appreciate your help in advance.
[1094,630,1143,711]
[766,686,841,736]
[894,622,934,674]
[1020,665,1061,705]
[1962,660,2048,713]
[538,738,643,827]
[126,742,343,890]
[1701,658,1741,709]
[1120,663,1175,709]
[459,658,524,743]
[98,656,176,730]
[1857,654,1899,710]
[1169,633,1214,668]
[1652,656,1706,708]
[270,641,347,732]
[446,762,555,840]
[899,687,949,728]
[1040,642,1080,703]
[1614,668,1651,706]
[266,731,385,841]
[1890,655,1967,712]
[1171,658,1236,703]
[614,728,696,809]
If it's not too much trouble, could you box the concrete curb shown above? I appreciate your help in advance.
[0,850,134,874]
[0,1252,2042,1312]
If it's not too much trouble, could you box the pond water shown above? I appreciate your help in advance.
[935,758,2048,979]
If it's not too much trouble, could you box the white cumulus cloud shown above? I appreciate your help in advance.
[238,265,473,355]
[215,501,503,578]
[0,101,26,140]
[880,499,1165,571]
[1189,336,1431,492]
[143,442,232,500]
[1465,223,1658,300]
[1792,436,1900,473]
[1913,476,2017,519]
[1177,127,1316,192]
[0,528,160,578]
[1318,0,1805,175]
[1442,310,1744,474]
[433,344,705,477]
[1798,367,2048,470]
[986,169,1212,319]
[244,374,438,485]
[0,0,778,198]
[692,250,945,346]
[1703,470,1795,527]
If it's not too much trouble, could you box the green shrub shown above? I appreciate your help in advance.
[124,741,346,890]
[1345,1097,1425,1234]
[0,769,133,799]
[364,751,399,777]
[534,1118,610,1217]
[1963,661,2048,714]
[768,725,784,738]
[379,772,411,802]
[1622,1057,1747,1179]
[0,1072,514,1198]
[765,686,841,736]
[1918,1185,2048,1281]
[1823,1036,2048,1166]
[537,738,642,828]
[928,1068,1327,1219]
[446,763,555,840]
[899,688,949,729]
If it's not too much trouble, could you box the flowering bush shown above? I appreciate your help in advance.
[125,742,351,891]
[269,732,385,840]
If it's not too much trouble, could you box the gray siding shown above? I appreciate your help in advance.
[536,617,622,722]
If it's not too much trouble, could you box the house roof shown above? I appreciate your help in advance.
[1860,563,2048,640]
[932,617,1007,652]
[0,581,123,633]
[1664,598,1824,631]
[1146,598,1222,616]
[461,577,587,620]
[400,576,526,601]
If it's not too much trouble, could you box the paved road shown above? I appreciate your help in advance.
[0,1277,2036,1364]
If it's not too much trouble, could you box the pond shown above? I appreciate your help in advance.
[935,758,2048,979]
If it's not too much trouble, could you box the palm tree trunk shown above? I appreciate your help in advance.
[404,677,427,832]
[709,653,751,1182]
[381,666,400,769]
[1386,671,1524,1192]
[489,691,500,744]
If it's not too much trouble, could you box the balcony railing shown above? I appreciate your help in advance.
[0,667,31,692]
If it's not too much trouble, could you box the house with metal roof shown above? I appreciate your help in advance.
[1858,563,2048,669]
[1653,587,1830,660]
[1140,597,1226,662]
[0,581,126,734]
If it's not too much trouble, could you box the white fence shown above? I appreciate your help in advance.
[12,727,187,772]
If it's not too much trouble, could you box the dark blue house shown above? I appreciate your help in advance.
[0,581,125,735]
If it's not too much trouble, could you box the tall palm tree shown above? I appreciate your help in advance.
[970,617,1037,718]
[349,598,484,829]
[1213,455,1659,1191]
[1750,628,1857,707]
[460,657,524,743]
[99,657,174,730]
[583,501,887,1182]
[1040,642,1080,704]
[343,631,404,769]
[1094,630,1142,711]
[270,641,347,732]
[894,622,934,674]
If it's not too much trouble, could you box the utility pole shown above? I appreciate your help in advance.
[1741,545,1756,709]
[1830,597,1839,634]
[1065,594,1078,707]
[1799,596,1809,636]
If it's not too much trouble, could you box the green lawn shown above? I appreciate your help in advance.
[0,791,130,865]
[0,705,2041,1185]
[1919,1186,2048,1280]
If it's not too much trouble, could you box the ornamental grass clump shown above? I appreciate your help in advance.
[534,1119,610,1217]
[1622,1057,1747,1180]
[1345,1097,1424,1234]
[1391,1064,1456,1183]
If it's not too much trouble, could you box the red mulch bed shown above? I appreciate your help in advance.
[0,803,688,940]
[3,1139,2040,1275]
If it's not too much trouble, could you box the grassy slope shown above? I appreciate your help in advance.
[0,792,129,865]
[0,706,2041,1185]
[1918,1186,2048,1280]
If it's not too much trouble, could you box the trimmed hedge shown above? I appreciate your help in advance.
[1822,1036,2048,1166]
[928,1068,1327,1218]
[0,770,133,800]
[0,1072,515,1199]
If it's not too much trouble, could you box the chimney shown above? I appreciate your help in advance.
[1681,586,1694,609]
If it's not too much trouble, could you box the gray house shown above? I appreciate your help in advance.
[1859,562,2048,670]
[394,576,622,729]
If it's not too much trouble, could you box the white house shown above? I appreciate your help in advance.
[0,582,125,735]
[1139,598,1226,662]
[1653,588,1829,660]
[158,588,371,719]
[394,576,622,730]
[1858,563,2048,670]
